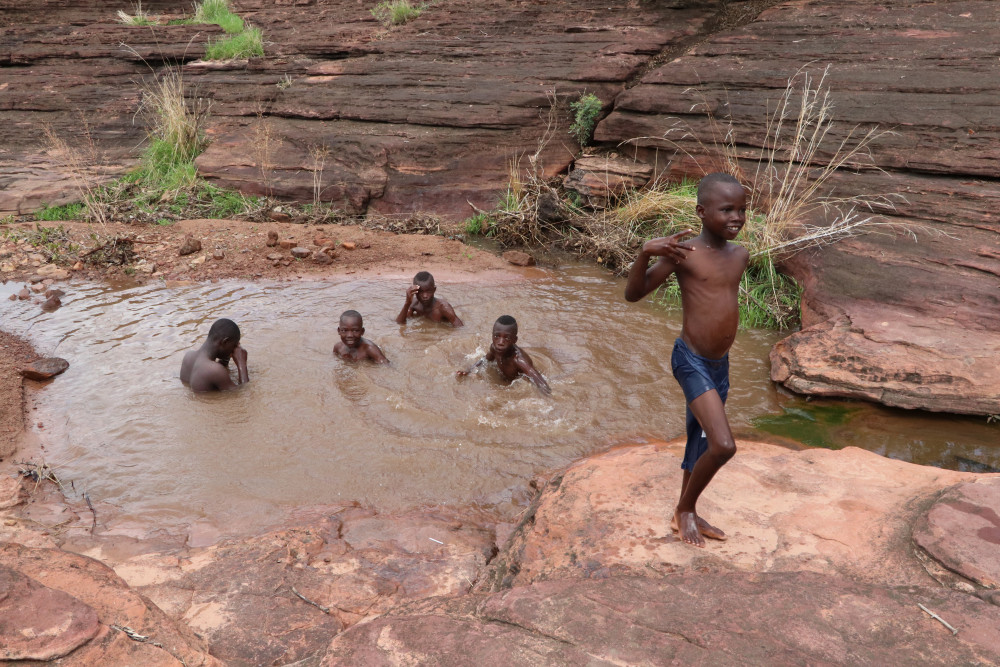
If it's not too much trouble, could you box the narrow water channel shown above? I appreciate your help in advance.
[1,264,996,540]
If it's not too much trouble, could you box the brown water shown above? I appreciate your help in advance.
[2,266,997,539]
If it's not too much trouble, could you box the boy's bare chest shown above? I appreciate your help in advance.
[679,247,746,287]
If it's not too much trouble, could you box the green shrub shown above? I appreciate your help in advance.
[35,202,86,221]
[569,93,603,147]
[205,25,264,60]
[464,212,489,235]
[371,0,422,26]
[193,0,232,24]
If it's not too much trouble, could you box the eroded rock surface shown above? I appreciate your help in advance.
[480,440,986,591]
[914,479,1000,590]
[595,0,1000,413]
[322,573,1000,665]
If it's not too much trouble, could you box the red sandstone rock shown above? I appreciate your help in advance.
[563,156,652,202]
[177,235,202,257]
[340,241,355,250]
[0,566,100,661]
[279,239,296,249]
[913,479,1000,589]
[21,357,69,381]
[40,295,61,312]
[291,246,312,259]
[323,573,1000,665]
[502,250,535,267]
[480,440,979,591]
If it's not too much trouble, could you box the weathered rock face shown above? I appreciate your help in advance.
[595,0,1000,414]
[479,440,988,591]
[0,0,720,218]
[322,573,1000,665]
[106,504,498,666]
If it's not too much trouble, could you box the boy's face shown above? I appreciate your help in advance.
[697,183,746,241]
[491,324,517,353]
[414,279,436,305]
[338,317,364,348]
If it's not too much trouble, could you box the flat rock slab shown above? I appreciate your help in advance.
[914,479,1000,589]
[21,357,69,381]
[0,565,100,661]
[322,573,1000,665]
[481,440,984,591]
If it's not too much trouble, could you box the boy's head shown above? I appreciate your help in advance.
[413,271,436,305]
[696,172,746,240]
[338,310,364,348]
[207,318,240,357]
[491,315,518,354]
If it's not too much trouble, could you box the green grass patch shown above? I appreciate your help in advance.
[35,202,86,221]
[205,25,264,60]
[569,93,602,147]
[371,0,422,26]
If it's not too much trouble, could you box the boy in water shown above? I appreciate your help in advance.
[396,271,464,327]
[457,315,551,395]
[180,318,249,392]
[624,172,749,548]
[334,310,389,363]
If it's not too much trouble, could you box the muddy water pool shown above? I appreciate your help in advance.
[2,265,997,539]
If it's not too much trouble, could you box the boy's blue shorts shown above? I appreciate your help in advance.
[670,338,730,471]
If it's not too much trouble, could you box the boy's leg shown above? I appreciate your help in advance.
[674,388,736,547]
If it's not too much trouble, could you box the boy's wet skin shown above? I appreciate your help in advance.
[396,271,464,327]
[334,311,389,363]
[180,318,249,392]
[457,316,551,395]
[625,173,749,548]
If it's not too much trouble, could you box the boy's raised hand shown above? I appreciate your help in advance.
[643,229,695,261]
[405,284,420,301]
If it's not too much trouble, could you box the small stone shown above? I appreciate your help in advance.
[359,241,371,249]
[341,241,356,250]
[266,253,284,261]
[290,247,311,259]
[265,231,279,247]
[17,288,30,300]
[314,235,334,247]
[31,282,46,293]
[44,288,65,299]
[7,294,15,301]
[37,264,66,277]
[40,296,61,312]
[28,274,44,283]
[178,235,202,256]
[279,239,296,249]
[213,249,225,260]
[0,262,14,272]
[135,262,156,274]
[503,250,536,267]
[269,210,292,223]
[312,251,334,264]
[189,255,206,266]
[21,357,70,380]
[72,261,84,271]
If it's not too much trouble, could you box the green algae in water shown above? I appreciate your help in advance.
[752,403,858,449]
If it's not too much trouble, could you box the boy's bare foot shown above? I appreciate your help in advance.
[673,509,705,547]
[671,513,727,541]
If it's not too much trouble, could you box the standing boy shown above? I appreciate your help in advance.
[396,271,464,327]
[334,310,389,363]
[624,172,748,548]
[457,315,551,395]
[180,318,249,392]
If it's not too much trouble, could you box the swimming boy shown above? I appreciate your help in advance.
[334,310,389,363]
[457,315,551,395]
[624,172,749,548]
[180,318,249,392]
[396,271,464,327]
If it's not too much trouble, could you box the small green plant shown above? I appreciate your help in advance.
[371,0,422,26]
[156,218,173,226]
[464,212,489,235]
[569,93,603,147]
[35,202,86,221]
[205,25,264,60]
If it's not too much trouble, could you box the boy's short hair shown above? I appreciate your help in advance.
[413,271,433,284]
[495,315,517,329]
[208,318,240,342]
[340,310,362,323]
[697,172,742,204]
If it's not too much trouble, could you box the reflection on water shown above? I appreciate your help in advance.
[1,265,997,538]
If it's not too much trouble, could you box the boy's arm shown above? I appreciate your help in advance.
[456,356,486,376]
[395,285,419,324]
[441,302,464,327]
[624,230,695,302]
[515,351,551,395]
[366,341,390,364]
[232,345,249,385]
